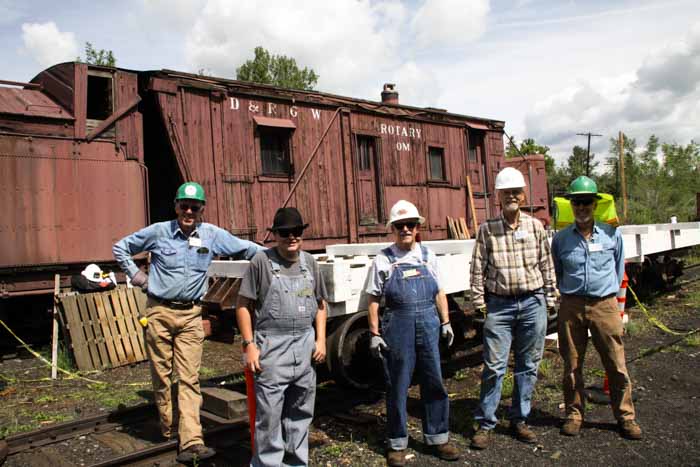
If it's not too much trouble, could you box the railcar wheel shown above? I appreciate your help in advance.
[326,311,383,389]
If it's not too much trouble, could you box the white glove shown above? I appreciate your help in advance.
[440,322,455,347]
[131,271,149,291]
[369,335,388,359]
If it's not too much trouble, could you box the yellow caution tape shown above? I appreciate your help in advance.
[627,285,696,336]
[0,318,146,387]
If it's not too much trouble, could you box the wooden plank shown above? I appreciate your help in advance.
[75,294,103,370]
[117,289,144,362]
[117,288,144,361]
[126,288,147,355]
[51,274,60,380]
[84,293,110,369]
[109,291,136,364]
[99,293,128,366]
[460,217,471,239]
[58,295,94,371]
[466,175,479,234]
[92,294,121,366]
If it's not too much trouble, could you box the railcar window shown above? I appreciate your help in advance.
[356,136,376,171]
[87,74,113,120]
[428,146,446,181]
[260,127,292,175]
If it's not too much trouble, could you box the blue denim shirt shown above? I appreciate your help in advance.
[113,220,263,301]
[551,222,624,297]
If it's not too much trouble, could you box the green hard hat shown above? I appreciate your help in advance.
[566,176,601,199]
[175,182,206,204]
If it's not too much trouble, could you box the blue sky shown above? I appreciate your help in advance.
[2,0,699,165]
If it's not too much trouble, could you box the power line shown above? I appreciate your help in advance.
[577,132,602,176]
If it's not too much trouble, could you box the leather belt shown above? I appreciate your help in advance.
[148,294,198,309]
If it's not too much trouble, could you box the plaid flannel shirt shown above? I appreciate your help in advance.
[470,212,556,308]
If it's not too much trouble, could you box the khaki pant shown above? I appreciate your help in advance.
[558,295,635,422]
[145,299,204,450]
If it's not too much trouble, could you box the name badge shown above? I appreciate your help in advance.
[588,243,603,252]
[514,230,528,240]
[402,268,421,278]
[298,305,306,313]
[188,237,202,248]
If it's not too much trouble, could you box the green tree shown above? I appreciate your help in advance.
[78,42,116,67]
[236,46,319,91]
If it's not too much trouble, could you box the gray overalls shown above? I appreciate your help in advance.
[252,252,318,467]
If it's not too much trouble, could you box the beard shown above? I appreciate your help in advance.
[502,201,520,214]
[574,213,593,224]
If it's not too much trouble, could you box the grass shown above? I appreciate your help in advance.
[683,334,700,347]
[501,373,514,398]
[538,358,553,379]
[453,369,469,381]
[199,366,218,378]
[36,395,57,404]
[0,420,35,438]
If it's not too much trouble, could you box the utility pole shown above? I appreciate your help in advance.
[577,132,602,176]
[619,131,628,222]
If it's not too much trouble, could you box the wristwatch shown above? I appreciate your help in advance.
[241,339,253,348]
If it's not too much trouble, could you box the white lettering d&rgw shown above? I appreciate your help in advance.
[290,106,298,117]
[311,108,321,120]
[230,97,240,110]
[267,103,277,115]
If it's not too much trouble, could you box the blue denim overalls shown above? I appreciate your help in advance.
[380,245,450,450]
[252,252,318,467]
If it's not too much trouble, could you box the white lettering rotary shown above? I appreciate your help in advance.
[185,185,197,196]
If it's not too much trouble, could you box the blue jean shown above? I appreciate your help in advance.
[382,307,450,450]
[474,292,547,430]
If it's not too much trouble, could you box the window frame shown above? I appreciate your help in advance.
[427,144,448,183]
[257,125,294,178]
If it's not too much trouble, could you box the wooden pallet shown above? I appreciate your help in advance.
[447,216,471,240]
[58,286,148,371]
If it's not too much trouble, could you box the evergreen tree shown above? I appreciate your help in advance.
[78,42,116,67]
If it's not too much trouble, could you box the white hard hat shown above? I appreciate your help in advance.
[81,263,104,283]
[387,200,425,228]
[495,167,526,190]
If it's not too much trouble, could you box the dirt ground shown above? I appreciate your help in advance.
[1,281,699,466]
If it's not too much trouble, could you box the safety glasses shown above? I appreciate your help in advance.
[571,198,595,207]
[178,202,202,213]
[276,227,304,238]
[393,221,418,230]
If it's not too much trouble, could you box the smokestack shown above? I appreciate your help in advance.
[381,83,399,105]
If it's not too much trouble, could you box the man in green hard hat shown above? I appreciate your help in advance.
[551,176,642,440]
[113,181,264,463]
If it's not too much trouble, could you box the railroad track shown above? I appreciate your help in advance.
[2,382,381,467]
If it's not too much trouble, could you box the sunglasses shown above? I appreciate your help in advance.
[571,198,595,207]
[276,227,304,238]
[178,203,202,213]
[393,221,418,230]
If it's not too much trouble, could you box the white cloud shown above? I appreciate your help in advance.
[21,21,78,67]
[411,0,490,48]
[523,21,700,163]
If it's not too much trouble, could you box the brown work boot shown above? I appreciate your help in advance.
[561,419,582,436]
[511,421,537,444]
[176,444,216,463]
[430,442,460,461]
[470,427,492,450]
[619,419,643,440]
[386,448,407,466]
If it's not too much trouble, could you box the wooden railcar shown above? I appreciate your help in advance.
[0,63,549,297]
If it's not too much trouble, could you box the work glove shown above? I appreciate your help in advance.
[440,322,455,347]
[369,335,388,359]
[131,271,149,291]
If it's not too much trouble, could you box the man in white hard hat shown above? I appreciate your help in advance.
[469,167,556,450]
[366,200,460,466]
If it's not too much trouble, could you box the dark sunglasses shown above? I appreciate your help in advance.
[178,203,202,213]
[393,221,418,230]
[276,227,304,238]
[571,198,595,206]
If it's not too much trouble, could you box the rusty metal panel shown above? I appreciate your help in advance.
[115,71,144,163]
[29,63,76,115]
[0,88,73,120]
[504,154,551,226]
[0,141,146,268]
